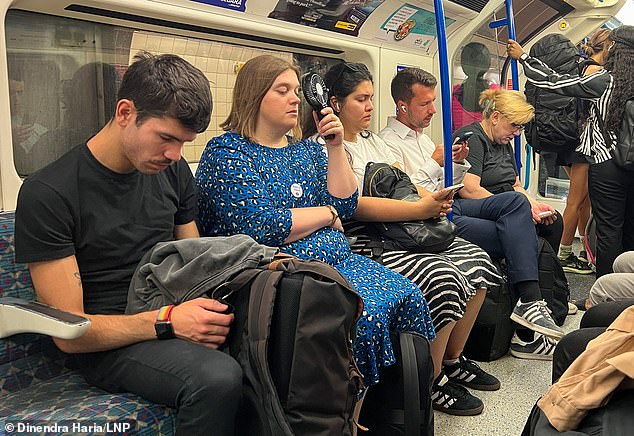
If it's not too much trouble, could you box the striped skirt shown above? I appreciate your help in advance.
[348,223,502,330]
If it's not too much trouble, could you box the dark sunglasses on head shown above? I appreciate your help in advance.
[331,62,370,88]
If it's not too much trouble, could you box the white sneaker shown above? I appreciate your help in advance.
[510,300,565,339]
[567,302,578,315]
[510,332,557,361]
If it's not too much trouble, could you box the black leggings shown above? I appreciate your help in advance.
[551,299,634,382]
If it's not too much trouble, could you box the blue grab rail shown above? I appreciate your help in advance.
[433,0,454,190]
[489,0,523,177]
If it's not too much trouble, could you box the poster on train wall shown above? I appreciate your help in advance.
[268,1,386,37]
[377,4,455,52]
[190,0,246,12]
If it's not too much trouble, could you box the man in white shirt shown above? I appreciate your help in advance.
[379,68,469,191]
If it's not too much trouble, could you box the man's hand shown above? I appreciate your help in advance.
[431,143,444,167]
[171,298,234,348]
[12,124,33,144]
[507,39,525,60]
[532,203,557,225]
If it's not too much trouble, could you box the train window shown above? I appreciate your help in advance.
[5,10,298,176]
[294,54,344,136]
[451,39,503,132]
[451,0,573,133]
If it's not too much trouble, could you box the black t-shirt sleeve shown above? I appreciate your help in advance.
[464,130,486,177]
[174,159,197,225]
[15,179,76,263]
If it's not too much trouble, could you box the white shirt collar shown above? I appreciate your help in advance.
[386,116,417,140]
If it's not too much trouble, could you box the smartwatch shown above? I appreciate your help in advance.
[519,52,529,62]
[155,304,176,340]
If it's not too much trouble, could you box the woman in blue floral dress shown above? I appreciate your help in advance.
[195,55,439,386]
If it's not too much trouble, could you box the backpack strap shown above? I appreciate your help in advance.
[400,332,421,436]
[208,268,263,301]
[246,269,294,435]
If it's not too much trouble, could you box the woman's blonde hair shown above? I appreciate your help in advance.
[581,28,612,57]
[479,88,534,124]
[221,55,302,141]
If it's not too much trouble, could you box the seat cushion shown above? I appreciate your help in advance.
[0,372,175,435]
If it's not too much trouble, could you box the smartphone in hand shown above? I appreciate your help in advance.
[439,183,464,199]
[454,131,473,144]
[538,210,554,218]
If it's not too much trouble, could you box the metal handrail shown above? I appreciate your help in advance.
[489,0,522,175]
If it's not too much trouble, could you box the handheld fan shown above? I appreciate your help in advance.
[302,73,334,140]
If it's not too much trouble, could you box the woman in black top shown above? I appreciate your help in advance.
[508,26,634,278]
[454,88,566,347]
[456,88,564,250]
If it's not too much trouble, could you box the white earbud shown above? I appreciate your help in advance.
[401,105,407,113]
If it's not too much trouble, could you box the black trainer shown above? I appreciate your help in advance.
[431,372,484,416]
[444,355,501,391]
[559,253,594,275]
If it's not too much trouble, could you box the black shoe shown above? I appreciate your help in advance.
[431,373,484,416]
[444,355,501,391]
[559,253,594,275]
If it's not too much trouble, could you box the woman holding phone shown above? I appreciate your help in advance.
[305,62,505,416]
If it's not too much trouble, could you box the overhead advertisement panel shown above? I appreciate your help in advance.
[190,0,247,12]
[268,1,386,37]
[377,3,455,51]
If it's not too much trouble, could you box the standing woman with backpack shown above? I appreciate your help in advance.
[554,29,612,274]
[508,25,634,278]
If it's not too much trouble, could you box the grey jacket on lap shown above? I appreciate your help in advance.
[126,235,278,313]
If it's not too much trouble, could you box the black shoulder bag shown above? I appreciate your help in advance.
[362,162,456,254]
[598,99,634,171]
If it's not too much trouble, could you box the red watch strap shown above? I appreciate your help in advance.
[156,304,175,322]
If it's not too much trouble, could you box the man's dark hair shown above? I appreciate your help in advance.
[117,51,212,133]
[390,68,437,105]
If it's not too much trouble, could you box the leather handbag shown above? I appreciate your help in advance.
[362,162,456,253]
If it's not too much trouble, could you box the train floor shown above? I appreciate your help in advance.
[436,241,596,436]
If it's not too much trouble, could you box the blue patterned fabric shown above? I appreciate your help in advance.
[0,211,175,434]
[196,132,436,386]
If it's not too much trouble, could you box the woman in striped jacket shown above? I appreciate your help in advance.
[508,26,634,279]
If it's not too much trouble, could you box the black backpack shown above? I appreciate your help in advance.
[463,260,514,361]
[217,258,363,435]
[537,237,570,326]
[359,331,434,436]
[524,34,582,153]
[609,99,634,171]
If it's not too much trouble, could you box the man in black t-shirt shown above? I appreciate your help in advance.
[15,53,241,435]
